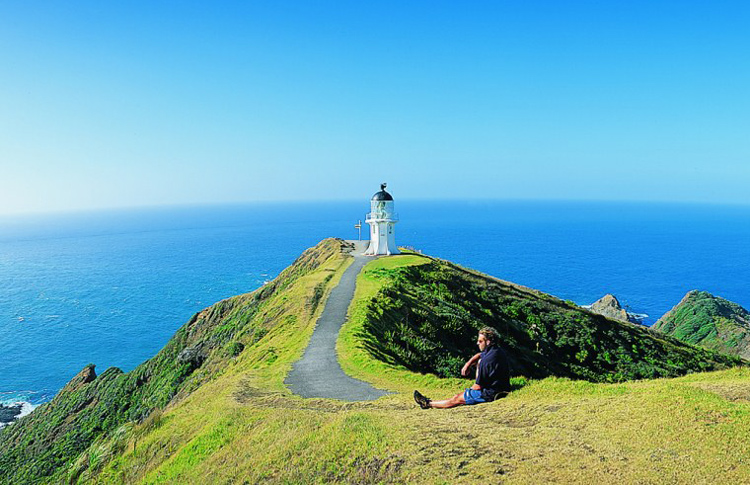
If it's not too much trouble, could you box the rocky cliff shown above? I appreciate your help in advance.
[0,404,23,428]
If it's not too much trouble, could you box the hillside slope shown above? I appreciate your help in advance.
[653,290,750,360]
[342,254,740,384]
[0,240,747,484]
[0,238,354,483]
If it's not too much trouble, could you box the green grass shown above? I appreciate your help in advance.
[341,253,741,387]
[87,239,407,484]
[338,253,472,394]
[653,290,750,359]
[4,240,750,484]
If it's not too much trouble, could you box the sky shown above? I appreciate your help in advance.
[1,1,749,215]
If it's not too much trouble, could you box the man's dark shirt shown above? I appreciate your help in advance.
[476,344,511,401]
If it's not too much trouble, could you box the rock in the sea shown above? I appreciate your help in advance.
[0,403,23,424]
[590,294,639,323]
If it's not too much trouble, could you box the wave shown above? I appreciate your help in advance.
[629,312,649,321]
[18,401,37,418]
[1,389,53,405]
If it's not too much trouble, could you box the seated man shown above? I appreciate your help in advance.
[414,326,510,409]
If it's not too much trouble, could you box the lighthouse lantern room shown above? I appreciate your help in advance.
[364,183,400,256]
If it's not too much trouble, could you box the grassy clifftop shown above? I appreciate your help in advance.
[1,240,749,484]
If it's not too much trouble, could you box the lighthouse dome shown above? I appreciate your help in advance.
[371,183,393,201]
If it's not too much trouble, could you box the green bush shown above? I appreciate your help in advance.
[358,260,742,383]
[226,341,245,357]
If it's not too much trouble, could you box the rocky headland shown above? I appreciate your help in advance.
[652,290,750,359]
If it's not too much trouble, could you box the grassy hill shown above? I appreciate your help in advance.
[340,254,740,384]
[652,290,750,360]
[1,239,749,484]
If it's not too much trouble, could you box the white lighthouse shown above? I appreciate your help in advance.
[364,183,400,256]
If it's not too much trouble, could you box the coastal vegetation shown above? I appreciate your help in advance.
[341,254,739,384]
[0,239,354,483]
[653,290,750,360]
[1,239,748,484]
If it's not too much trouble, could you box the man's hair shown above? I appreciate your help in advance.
[479,326,500,345]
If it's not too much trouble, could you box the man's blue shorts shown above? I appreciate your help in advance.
[463,389,487,405]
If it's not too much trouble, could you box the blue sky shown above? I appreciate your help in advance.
[1,1,749,214]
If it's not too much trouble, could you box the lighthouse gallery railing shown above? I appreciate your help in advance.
[365,212,399,221]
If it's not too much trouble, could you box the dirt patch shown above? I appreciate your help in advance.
[692,382,750,402]
[233,381,279,402]
[352,454,405,484]
[234,379,399,413]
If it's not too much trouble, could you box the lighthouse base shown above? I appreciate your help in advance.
[363,240,400,256]
[364,219,399,256]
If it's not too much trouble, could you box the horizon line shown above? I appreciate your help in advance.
[2,196,750,219]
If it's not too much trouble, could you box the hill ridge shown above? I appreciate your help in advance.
[653,289,750,359]
[0,239,746,484]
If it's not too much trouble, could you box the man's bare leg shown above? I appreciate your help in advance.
[428,391,466,409]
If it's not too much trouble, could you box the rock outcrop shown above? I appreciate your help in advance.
[652,290,750,359]
[60,364,97,393]
[0,404,23,425]
[589,294,638,323]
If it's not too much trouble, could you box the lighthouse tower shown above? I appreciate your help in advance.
[364,183,400,256]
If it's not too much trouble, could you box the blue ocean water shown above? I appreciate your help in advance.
[1,200,749,407]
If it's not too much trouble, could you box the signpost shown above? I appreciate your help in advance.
[354,220,362,241]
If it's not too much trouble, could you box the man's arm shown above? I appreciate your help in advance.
[461,352,482,377]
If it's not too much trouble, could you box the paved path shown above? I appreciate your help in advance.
[285,240,389,401]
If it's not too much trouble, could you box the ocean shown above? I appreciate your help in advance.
[1,199,749,413]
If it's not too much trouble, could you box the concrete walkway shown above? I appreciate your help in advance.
[285,240,389,401]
